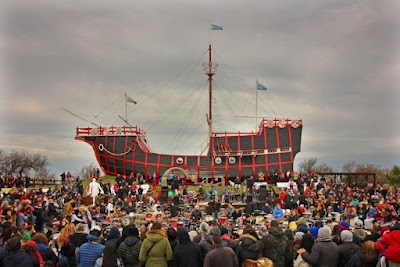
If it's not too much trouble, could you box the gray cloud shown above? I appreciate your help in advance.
[1,0,399,174]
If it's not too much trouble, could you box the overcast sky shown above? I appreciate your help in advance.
[1,0,399,176]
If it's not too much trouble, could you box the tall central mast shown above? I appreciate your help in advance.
[203,44,218,138]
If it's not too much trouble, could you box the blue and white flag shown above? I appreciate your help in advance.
[257,83,267,91]
[211,24,223,30]
[127,96,137,104]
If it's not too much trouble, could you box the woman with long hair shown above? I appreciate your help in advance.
[56,222,76,247]
[95,244,123,267]
[56,222,76,267]
[344,240,378,267]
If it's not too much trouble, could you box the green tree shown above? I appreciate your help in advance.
[385,165,400,187]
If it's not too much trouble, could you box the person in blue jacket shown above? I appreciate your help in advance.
[273,203,285,220]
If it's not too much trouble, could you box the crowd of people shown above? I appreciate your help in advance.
[0,171,399,267]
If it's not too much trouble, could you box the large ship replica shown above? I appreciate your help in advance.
[75,43,303,185]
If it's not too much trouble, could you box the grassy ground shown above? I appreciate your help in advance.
[2,175,272,196]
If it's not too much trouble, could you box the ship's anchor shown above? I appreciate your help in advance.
[98,144,132,156]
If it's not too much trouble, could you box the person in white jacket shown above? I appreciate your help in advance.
[87,178,104,205]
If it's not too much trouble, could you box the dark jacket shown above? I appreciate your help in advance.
[301,238,339,267]
[173,228,203,267]
[204,245,239,267]
[3,250,34,267]
[199,234,227,259]
[338,242,360,267]
[118,236,142,267]
[236,234,261,266]
[260,227,292,267]
[37,243,58,265]
[344,252,378,267]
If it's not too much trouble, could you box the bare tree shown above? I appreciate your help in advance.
[342,160,356,172]
[298,157,318,173]
[76,162,98,179]
[0,150,49,176]
[314,162,333,173]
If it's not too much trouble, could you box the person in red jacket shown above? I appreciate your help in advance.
[375,224,400,264]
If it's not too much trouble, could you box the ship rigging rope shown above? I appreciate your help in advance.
[145,80,208,131]
[170,83,207,152]
[94,95,125,119]
[127,50,208,117]
[213,51,285,119]
[98,144,132,156]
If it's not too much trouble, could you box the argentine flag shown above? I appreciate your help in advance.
[127,96,137,104]
[211,24,223,30]
[257,83,267,91]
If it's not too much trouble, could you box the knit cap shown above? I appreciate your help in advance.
[295,231,305,240]
[339,221,350,231]
[296,217,307,226]
[22,230,32,241]
[340,230,353,242]
[309,227,320,238]
[317,227,330,239]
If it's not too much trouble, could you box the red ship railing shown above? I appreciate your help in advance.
[76,126,146,137]
[212,118,302,137]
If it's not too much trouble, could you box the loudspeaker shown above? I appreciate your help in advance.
[161,188,168,203]
[173,196,180,205]
[258,189,268,202]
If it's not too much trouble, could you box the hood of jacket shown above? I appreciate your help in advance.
[240,234,258,244]
[269,226,283,237]
[146,229,166,243]
[177,227,191,244]
[124,236,141,247]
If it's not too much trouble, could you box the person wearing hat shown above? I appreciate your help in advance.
[118,225,142,267]
[76,229,105,267]
[333,221,362,246]
[338,230,360,267]
[295,217,309,234]
[298,226,339,267]
[174,227,203,267]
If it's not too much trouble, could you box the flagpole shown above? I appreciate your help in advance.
[209,20,211,46]
[125,92,128,125]
[256,80,258,131]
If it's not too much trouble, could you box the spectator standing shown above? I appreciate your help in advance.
[294,233,314,267]
[298,227,339,267]
[139,222,173,267]
[173,227,203,267]
[345,241,379,267]
[236,228,261,266]
[76,229,105,267]
[94,244,123,267]
[338,230,360,267]
[118,226,142,267]
[203,235,239,267]
[4,237,34,267]
[260,220,292,267]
